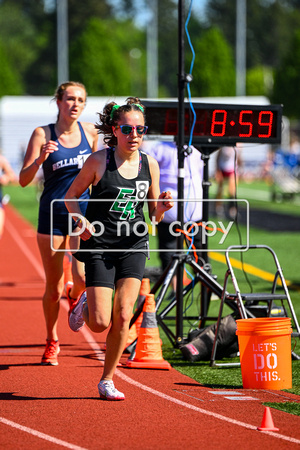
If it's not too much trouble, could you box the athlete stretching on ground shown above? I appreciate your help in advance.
[65,97,173,400]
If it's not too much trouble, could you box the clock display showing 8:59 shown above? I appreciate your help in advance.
[142,101,283,145]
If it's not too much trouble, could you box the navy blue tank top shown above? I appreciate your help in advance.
[39,122,92,216]
[80,147,152,254]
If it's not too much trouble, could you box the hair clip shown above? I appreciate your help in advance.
[110,104,120,119]
[133,104,144,113]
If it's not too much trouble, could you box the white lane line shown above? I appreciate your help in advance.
[209,391,244,395]
[0,417,87,450]
[5,216,300,447]
[224,396,259,401]
[80,327,300,445]
[5,218,45,280]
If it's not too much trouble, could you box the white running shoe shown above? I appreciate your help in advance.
[98,380,125,401]
[68,290,87,332]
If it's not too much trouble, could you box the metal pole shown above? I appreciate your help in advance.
[176,0,186,344]
[57,0,69,85]
[236,0,246,96]
[147,0,158,98]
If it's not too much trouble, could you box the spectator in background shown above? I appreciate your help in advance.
[19,81,99,366]
[289,132,300,155]
[0,152,18,239]
[215,146,242,219]
[142,140,204,290]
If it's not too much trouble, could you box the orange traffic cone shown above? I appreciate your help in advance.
[257,407,279,431]
[124,320,138,352]
[126,294,171,370]
[183,268,190,286]
[135,278,150,336]
[124,278,151,353]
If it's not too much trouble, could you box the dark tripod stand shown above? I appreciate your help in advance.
[152,144,222,346]
[128,145,224,348]
[128,1,224,349]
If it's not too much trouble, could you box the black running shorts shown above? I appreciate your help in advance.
[84,251,147,288]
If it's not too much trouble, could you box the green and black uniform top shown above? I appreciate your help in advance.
[78,147,152,258]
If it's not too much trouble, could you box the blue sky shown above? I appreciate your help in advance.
[44,0,208,25]
[107,0,208,27]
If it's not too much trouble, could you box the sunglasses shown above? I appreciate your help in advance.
[115,125,148,135]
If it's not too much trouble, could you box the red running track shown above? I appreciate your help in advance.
[1,204,300,449]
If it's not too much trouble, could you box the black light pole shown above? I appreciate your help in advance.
[176,0,186,343]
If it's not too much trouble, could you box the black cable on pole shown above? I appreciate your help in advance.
[176,0,186,343]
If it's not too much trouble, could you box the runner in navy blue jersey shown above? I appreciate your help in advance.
[19,81,99,366]
[65,97,173,400]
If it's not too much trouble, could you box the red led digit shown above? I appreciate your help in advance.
[258,111,273,138]
[239,110,253,137]
[164,109,177,135]
[194,110,208,135]
[210,110,227,136]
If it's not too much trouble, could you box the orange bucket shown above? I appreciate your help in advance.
[236,317,292,390]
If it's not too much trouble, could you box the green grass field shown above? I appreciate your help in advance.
[3,180,300,415]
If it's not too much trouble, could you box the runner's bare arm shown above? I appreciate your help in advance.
[19,126,57,187]
[146,155,173,223]
[0,156,17,185]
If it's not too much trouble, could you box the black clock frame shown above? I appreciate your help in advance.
[142,100,283,145]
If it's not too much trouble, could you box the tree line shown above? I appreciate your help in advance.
[0,0,300,118]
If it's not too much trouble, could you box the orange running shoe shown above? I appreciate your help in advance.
[64,281,77,310]
[41,339,60,366]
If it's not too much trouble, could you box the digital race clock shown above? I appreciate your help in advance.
[142,100,283,145]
